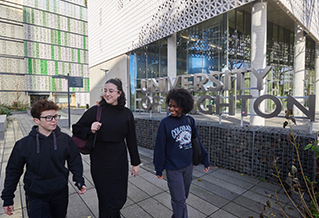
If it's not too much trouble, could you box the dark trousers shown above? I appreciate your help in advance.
[26,186,68,218]
[166,164,193,218]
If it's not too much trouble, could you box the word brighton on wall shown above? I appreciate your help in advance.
[139,66,316,121]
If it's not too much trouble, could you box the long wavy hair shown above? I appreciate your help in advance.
[166,88,194,114]
[99,78,126,108]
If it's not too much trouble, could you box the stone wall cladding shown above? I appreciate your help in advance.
[135,118,317,182]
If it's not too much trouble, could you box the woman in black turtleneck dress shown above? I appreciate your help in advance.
[72,78,141,218]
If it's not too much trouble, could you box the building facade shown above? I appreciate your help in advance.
[89,0,319,125]
[0,0,24,105]
[0,0,89,107]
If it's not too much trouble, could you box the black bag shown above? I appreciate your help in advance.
[72,105,102,154]
[187,116,202,165]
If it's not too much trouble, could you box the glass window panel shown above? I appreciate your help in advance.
[177,29,188,75]
[236,11,244,34]
[159,38,167,77]
[229,10,236,34]
[148,43,159,78]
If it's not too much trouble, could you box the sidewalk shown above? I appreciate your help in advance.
[0,113,302,218]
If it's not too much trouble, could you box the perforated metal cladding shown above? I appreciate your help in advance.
[89,0,319,66]
[89,0,255,66]
[130,0,255,50]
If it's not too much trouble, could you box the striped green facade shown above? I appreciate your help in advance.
[24,0,89,93]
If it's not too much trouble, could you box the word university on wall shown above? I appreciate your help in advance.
[139,66,315,121]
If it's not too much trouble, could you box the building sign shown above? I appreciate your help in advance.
[69,76,83,88]
[139,66,316,121]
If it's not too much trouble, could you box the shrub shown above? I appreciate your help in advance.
[0,107,12,116]
[263,109,319,218]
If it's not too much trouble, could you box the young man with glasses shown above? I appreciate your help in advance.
[1,99,86,218]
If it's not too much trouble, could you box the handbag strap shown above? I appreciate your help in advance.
[186,115,193,133]
[96,105,102,121]
[186,115,192,127]
[93,105,102,148]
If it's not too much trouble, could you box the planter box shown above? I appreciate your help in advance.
[11,111,27,115]
[0,114,7,132]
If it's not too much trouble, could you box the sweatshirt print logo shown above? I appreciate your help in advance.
[171,125,192,149]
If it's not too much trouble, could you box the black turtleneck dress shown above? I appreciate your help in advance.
[72,104,141,218]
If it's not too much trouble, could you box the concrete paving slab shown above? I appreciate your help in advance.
[121,203,152,218]
[192,165,216,178]
[216,168,261,184]
[187,204,207,217]
[128,176,164,196]
[67,193,95,218]
[68,182,78,195]
[222,202,260,218]
[232,195,265,214]
[208,170,258,189]
[190,184,230,208]
[209,209,238,218]
[122,196,134,209]
[240,189,301,217]
[82,159,91,172]
[192,179,240,201]
[82,171,95,189]
[248,183,291,204]
[152,192,171,209]
[138,197,172,218]
[200,174,248,195]
[127,182,151,203]
[137,171,169,191]
[187,193,219,215]
[77,188,98,217]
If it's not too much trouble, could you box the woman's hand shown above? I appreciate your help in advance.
[157,175,164,179]
[204,166,210,172]
[78,185,87,194]
[131,165,140,177]
[91,122,102,133]
[3,205,14,215]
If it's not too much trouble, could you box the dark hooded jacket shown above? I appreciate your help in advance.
[1,125,85,207]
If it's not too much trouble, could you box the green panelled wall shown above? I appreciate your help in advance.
[23,0,88,93]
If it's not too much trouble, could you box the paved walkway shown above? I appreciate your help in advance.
[0,112,306,218]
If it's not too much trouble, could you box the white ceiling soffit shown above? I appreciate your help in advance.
[276,0,319,43]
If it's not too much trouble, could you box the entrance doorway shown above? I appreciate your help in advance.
[30,95,49,106]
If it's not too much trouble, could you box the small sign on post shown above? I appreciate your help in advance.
[68,76,83,87]
[51,74,82,129]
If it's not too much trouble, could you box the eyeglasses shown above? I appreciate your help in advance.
[103,88,119,94]
[39,114,61,122]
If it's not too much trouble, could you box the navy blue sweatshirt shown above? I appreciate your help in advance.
[153,114,210,176]
[1,126,85,207]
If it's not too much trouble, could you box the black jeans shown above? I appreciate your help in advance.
[26,186,68,218]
